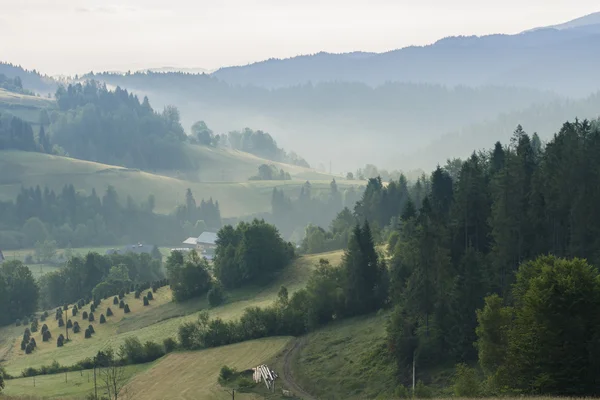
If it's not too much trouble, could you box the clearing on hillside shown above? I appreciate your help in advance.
[124,337,291,400]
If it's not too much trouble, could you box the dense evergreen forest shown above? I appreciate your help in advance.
[49,81,191,170]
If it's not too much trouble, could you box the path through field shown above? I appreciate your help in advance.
[280,337,316,400]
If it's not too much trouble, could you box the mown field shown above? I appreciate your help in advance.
[124,337,291,400]
[0,150,358,218]
[0,251,343,377]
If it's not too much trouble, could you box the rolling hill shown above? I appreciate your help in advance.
[0,149,354,219]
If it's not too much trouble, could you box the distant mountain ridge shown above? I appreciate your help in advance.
[526,11,600,31]
[211,13,600,97]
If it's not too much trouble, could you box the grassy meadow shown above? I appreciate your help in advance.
[289,312,395,400]
[0,251,343,377]
[0,150,358,218]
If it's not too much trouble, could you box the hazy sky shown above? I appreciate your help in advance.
[1,0,598,76]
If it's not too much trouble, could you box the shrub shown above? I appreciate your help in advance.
[67,319,73,329]
[147,291,153,301]
[88,325,95,334]
[21,340,27,350]
[119,290,125,299]
[25,342,34,354]
[30,338,37,348]
[237,377,255,390]
[143,297,149,306]
[207,285,225,307]
[73,322,81,333]
[82,311,88,320]
[57,336,64,347]
[106,308,113,317]
[119,300,125,309]
[58,318,64,327]
[219,365,237,382]
[40,314,46,322]
[144,340,165,361]
[16,319,21,327]
[72,306,78,317]
[124,304,131,314]
[63,304,68,311]
[414,381,433,399]
[395,384,410,399]
[100,314,106,324]
[113,296,119,305]
[84,329,92,339]
[43,330,52,342]
[88,313,94,322]
[453,363,481,397]
[90,304,96,313]
[119,337,145,364]
[135,290,141,299]
[41,324,48,334]
[163,337,177,353]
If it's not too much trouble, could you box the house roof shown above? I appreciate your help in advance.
[183,237,198,245]
[197,231,218,245]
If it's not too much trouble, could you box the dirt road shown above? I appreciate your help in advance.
[279,336,316,400]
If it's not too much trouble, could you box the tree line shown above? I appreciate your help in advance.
[270,180,362,242]
[0,185,221,250]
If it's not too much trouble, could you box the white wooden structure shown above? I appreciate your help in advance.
[252,364,278,392]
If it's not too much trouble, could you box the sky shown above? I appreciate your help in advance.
[1,0,598,76]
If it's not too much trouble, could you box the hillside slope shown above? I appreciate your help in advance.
[0,251,343,376]
[0,150,353,218]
